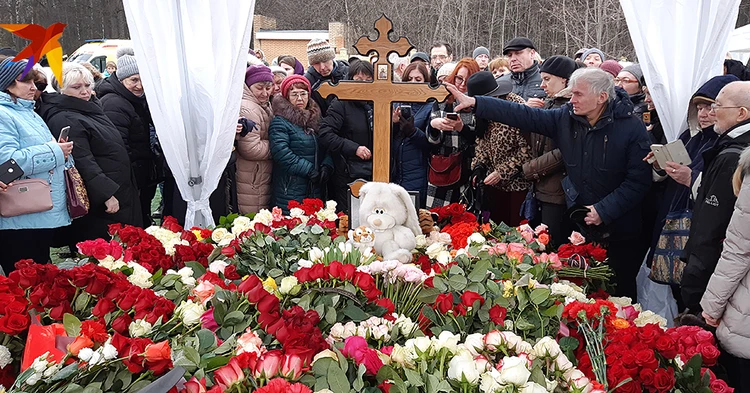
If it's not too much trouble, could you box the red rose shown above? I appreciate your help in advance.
[49,303,73,321]
[639,368,656,387]
[589,245,607,261]
[635,349,659,371]
[353,272,375,291]
[223,264,241,280]
[655,334,678,359]
[364,288,382,301]
[638,323,663,346]
[460,291,484,308]
[246,284,269,304]
[709,379,732,393]
[238,275,263,295]
[653,368,675,392]
[14,266,40,288]
[256,294,280,315]
[112,314,132,335]
[434,293,453,314]
[220,246,236,258]
[424,277,435,288]
[328,261,344,280]
[117,286,143,311]
[340,264,356,281]
[92,298,116,318]
[4,300,27,316]
[697,342,721,367]
[489,305,507,325]
[375,298,395,315]
[308,264,327,281]
[0,313,29,335]
[294,268,311,283]
[453,304,467,316]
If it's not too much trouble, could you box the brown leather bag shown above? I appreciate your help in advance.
[429,153,462,187]
[0,177,53,217]
[65,166,89,219]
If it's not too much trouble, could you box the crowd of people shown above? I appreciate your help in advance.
[1,34,750,391]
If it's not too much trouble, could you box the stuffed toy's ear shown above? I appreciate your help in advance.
[389,184,421,236]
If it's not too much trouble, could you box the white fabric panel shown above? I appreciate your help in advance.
[122,0,255,227]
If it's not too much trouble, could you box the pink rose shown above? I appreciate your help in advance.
[200,309,219,331]
[568,231,586,245]
[508,243,527,254]
[488,243,508,256]
[547,253,563,269]
[192,280,215,305]
[534,224,548,235]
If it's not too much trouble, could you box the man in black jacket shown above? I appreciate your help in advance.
[497,37,546,102]
[304,39,349,116]
[447,67,652,299]
[682,81,750,312]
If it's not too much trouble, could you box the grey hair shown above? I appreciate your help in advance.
[52,62,95,93]
[569,67,615,101]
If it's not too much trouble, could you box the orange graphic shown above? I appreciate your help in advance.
[0,23,66,86]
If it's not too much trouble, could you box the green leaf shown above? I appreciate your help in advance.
[126,380,150,393]
[63,384,85,393]
[343,304,369,322]
[486,280,500,295]
[517,288,529,310]
[312,357,334,376]
[184,346,201,366]
[416,287,441,304]
[63,313,82,337]
[74,292,90,312]
[51,362,80,381]
[404,368,424,387]
[515,316,535,330]
[448,275,467,291]
[327,361,350,393]
[529,366,546,386]
[431,276,448,292]
[185,261,207,278]
[197,329,217,352]
[311,225,324,235]
[530,288,551,305]
[204,355,231,369]
[467,260,490,282]
[223,310,244,325]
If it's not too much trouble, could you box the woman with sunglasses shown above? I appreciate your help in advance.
[38,62,141,247]
[0,57,72,272]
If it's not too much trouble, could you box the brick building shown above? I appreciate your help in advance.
[252,15,347,67]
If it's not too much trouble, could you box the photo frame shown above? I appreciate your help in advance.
[377,64,388,80]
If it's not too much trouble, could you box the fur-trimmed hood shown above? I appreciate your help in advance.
[271,95,321,133]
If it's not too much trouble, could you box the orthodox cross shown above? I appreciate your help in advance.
[317,14,449,182]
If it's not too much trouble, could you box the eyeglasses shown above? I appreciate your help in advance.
[614,78,638,84]
[454,76,466,86]
[34,82,47,91]
[710,103,747,112]
[289,91,308,99]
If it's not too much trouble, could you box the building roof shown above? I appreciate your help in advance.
[256,30,329,41]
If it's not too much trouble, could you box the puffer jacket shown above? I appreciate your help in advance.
[236,84,273,213]
[0,92,70,230]
[522,88,570,205]
[472,93,533,192]
[498,61,546,101]
[701,147,750,358]
[392,102,432,205]
[269,96,332,213]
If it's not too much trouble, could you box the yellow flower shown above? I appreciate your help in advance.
[529,279,538,290]
[192,229,204,241]
[262,277,277,293]
[502,280,515,298]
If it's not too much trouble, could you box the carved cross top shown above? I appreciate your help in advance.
[317,14,449,182]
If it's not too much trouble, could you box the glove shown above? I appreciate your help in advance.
[399,112,416,137]
[309,168,320,183]
[238,118,259,137]
[319,166,332,184]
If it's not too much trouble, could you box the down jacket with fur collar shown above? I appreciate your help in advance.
[701,146,750,358]
[236,84,273,214]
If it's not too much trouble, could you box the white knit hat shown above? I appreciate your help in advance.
[307,39,335,65]
[437,62,457,79]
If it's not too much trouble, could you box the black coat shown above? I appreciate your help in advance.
[475,87,652,237]
[304,60,350,116]
[96,73,156,189]
[681,122,750,311]
[37,92,142,241]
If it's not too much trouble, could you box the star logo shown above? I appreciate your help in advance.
[0,23,67,86]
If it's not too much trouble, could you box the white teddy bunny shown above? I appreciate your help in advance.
[358,182,421,262]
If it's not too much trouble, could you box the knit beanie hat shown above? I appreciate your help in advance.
[116,47,139,81]
[270,66,288,77]
[539,55,577,80]
[437,62,457,79]
[599,60,623,78]
[622,64,644,87]
[281,74,311,98]
[581,47,605,62]
[473,46,490,59]
[0,58,28,92]
[245,65,274,87]
[307,39,336,65]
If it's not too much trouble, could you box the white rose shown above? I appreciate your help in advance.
[395,316,416,337]
[415,235,428,248]
[436,250,452,265]
[515,340,533,355]
[297,259,313,268]
[253,210,274,226]
[0,345,11,368]
[208,260,229,275]
[480,369,503,393]
[312,349,338,365]
[329,323,346,339]
[425,242,445,259]
[211,227,230,243]
[177,266,196,287]
[371,325,391,341]
[88,350,103,366]
[309,247,325,262]
[390,345,417,367]
[77,347,94,362]
[232,216,252,232]
[129,319,153,337]
[634,310,668,329]
[554,353,574,372]
[468,232,486,245]
[26,373,40,386]
[102,342,118,360]
[279,276,300,295]
[408,336,433,356]
[176,299,206,326]
[434,331,460,353]
[126,262,153,288]
[464,333,485,356]
[499,356,531,386]
[533,337,561,359]
[521,382,549,393]
[447,352,480,384]
[342,321,357,337]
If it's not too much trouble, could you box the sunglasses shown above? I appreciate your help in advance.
[34,82,47,91]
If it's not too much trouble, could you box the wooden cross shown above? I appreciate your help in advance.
[317,14,449,182]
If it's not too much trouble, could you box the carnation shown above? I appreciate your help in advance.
[0,345,11,368]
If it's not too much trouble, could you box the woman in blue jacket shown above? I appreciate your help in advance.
[0,58,72,272]
[392,62,433,207]
[269,75,333,213]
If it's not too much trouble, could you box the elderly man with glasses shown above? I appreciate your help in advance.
[681,80,750,314]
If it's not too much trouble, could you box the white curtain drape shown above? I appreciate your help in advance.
[620,0,741,142]
[122,0,255,227]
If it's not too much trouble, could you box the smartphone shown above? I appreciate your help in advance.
[0,159,24,184]
[446,112,459,120]
[58,126,71,142]
[400,105,411,119]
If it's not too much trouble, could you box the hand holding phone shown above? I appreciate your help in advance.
[58,126,71,142]
[446,112,459,121]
